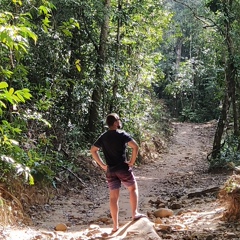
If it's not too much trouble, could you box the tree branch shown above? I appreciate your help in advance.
[81,10,99,52]
[172,0,223,34]
[61,166,86,187]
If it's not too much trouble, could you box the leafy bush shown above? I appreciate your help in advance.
[180,107,198,122]
[0,82,34,184]
[209,135,240,170]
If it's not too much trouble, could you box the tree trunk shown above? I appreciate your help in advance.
[212,57,236,159]
[109,0,122,113]
[88,0,110,134]
[238,98,240,150]
[212,91,230,159]
[211,0,237,159]
[228,59,238,136]
[175,37,183,79]
[225,0,238,136]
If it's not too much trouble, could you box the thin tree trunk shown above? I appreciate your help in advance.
[174,37,183,115]
[109,0,122,112]
[228,59,238,135]
[238,98,240,150]
[212,57,236,159]
[212,91,230,159]
[175,37,183,78]
[225,0,238,136]
[88,0,110,134]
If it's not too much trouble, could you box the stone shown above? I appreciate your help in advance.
[169,202,182,210]
[154,208,174,218]
[55,223,67,231]
[155,224,171,231]
[172,223,186,230]
[175,209,185,215]
[155,217,163,224]
[225,232,237,238]
[101,232,109,238]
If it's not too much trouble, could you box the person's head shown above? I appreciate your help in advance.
[106,113,121,129]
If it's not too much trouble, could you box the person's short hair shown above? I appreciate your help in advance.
[106,113,119,127]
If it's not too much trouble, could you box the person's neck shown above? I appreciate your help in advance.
[109,126,117,130]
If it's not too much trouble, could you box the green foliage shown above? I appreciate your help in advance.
[209,135,240,170]
[0,155,34,185]
[155,1,224,122]
[0,82,34,185]
[0,1,61,187]
[1,0,233,188]
[205,0,226,14]
[0,12,37,54]
[180,107,198,122]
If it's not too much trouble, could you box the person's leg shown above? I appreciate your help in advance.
[109,188,120,231]
[119,170,140,219]
[117,170,146,221]
[127,183,139,219]
[106,171,121,231]
[125,173,146,220]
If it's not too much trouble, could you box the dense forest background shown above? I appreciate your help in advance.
[1,0,240,201]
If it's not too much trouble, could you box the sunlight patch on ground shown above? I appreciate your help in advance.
[1,226,114,240]
[135,176,159,180]
[178,206,225,231]
[180,131,188,135]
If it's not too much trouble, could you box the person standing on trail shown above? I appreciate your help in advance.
[90,113,146,233]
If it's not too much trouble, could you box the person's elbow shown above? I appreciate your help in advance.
[129,140,139,151]
[134,144,139,152]
[133,142,139,150]
[90,145,98,155]
[90,145,99,154]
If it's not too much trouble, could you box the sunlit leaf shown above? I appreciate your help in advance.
[0,100,6,109]
[75,59,81,72]
[8,88,14,95]
[28,174,34,185]
[0,82,8,89]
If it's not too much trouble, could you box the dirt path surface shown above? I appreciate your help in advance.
[1,121,237,240]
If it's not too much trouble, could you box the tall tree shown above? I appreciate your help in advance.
[88,0,111,134]
[207,0,239,159]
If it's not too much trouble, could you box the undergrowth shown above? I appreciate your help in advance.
[209,134,240,171]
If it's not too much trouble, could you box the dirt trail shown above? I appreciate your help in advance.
[1,121,234,240]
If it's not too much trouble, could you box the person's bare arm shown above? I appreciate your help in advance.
[127,139,139,167]
[90,145,107,171]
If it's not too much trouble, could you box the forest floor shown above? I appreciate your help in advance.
[1,121,239,240]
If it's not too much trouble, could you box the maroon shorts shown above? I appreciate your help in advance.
[106,169,136,190]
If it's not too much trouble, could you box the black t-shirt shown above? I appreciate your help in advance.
[93,130,133,171]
